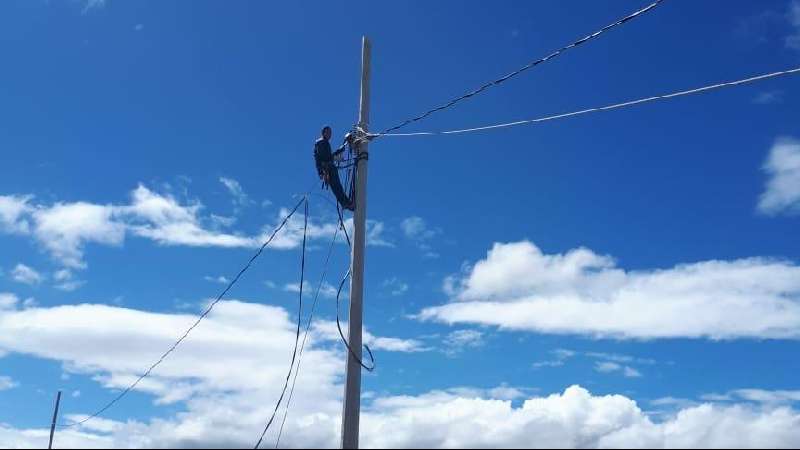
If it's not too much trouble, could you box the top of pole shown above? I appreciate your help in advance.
[359,36,371,131]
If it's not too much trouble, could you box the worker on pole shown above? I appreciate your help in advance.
[314,125,355,211]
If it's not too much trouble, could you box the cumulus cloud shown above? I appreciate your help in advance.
[419,241,800,340]
[4,384,800,448]
[758,137,800,216]
[0,300,799,448]
[11,264,43,285]
[33,201,126,269]
[119,185,252,249]
[0,195,33,234]
[0,185,354,269]
[0,299,422,448]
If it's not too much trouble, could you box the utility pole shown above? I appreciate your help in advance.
[341,35,371,450]
[48,390,62,450]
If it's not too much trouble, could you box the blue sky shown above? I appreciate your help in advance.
[1,0,800,448]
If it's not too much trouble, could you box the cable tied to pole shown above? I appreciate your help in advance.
[368,66,800,138]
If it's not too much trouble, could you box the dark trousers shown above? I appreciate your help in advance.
[325,164,351,208]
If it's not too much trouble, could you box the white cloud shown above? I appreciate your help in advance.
[401,216,441,256]
[758,137,800,216]
[265,207,338,250]
[401,216,437,241]
[209,214,236,229]
[382,277,409,296]
[121,185,254,249]
[34,202,126,269]
[21,298,38,309]
[531,360,564,369]
[624,366,643,378]
[311,321,428,353]
[533,348,576,368]
[11,264,43,285]
[419,241,800,340]
[711,389,800,405]
[534,349,651,375]
[363,386,800,449]
[595,361,622,373]
[134,24,144,32]
[4,385,800,448]
[442,329,484,356]
[284,281,338,299]
[82,0,105,13]
[0,375,18,391]
[591,354,645,377]
[366,220,394,248]
[586,352,656,365]
[0,293,19,310]
[54,269,71,282]
[0,195,33,234]
[204,275,230,285]
[53,269,86,292]
[0,300,799,447]
[0,185,348,268]
[219,177,251,210]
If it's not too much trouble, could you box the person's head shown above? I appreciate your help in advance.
[321,126,332,141]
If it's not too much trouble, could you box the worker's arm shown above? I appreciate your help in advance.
[333,133,352,161]
[333,145,346,161]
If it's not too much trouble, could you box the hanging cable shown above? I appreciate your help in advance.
[333,198,374,372]
[373,0,666,138]
[59,197,307,429]
[254,198,310,449]
[369,67,800,138]
[335,266,375,372]
[274,225,341,448]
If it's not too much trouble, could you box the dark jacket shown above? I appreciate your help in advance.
[314,138,344,178]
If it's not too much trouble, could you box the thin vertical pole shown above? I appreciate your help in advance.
[341,35,371,450]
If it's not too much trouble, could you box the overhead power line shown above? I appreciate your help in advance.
[368,67,800,138]
[274,222,342,448]
[374,0,666,137]
[60,196,307,429]
[254,199,310,450]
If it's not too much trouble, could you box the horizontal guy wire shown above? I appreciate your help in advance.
[375,0,666,137]
[371,67,800,138]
